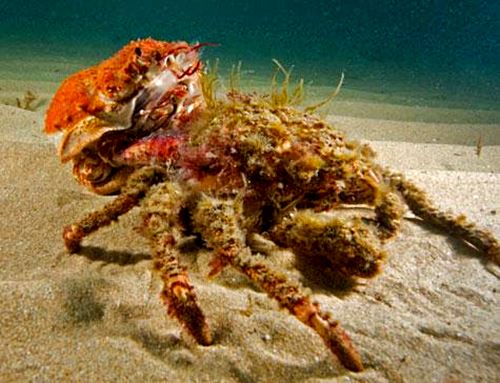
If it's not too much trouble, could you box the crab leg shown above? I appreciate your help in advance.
[139,181,212,346]
[63,166,165,252]
[226,244,363,372]
[385,170,500,264]
[191,195,364,372]
[150,231,213,346]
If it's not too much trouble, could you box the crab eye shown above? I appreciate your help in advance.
[135,47,142,57]
[165,55,175,65]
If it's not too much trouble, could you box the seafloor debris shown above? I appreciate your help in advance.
[16,90,38,110]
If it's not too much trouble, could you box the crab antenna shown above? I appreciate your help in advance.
[190,42,220,52]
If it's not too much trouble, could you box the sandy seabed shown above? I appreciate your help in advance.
[0,67,499,383]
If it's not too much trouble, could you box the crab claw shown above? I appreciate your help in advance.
[44,38,208,194]
[57,115,130,163]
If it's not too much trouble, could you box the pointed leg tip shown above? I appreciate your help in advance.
[328,328,364,372]
[338,351,364,372]
[163,288,213,348]
[182,314,213,347]
[306,309,364,372]
[197,325,213,346]
[63,224,83,253]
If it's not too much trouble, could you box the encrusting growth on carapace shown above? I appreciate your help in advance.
[45,38,499,373]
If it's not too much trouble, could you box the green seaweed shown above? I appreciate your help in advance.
[229,61,242,91]
[476,132,483,157]
[304,72,344,114]
[201,58,344,115]
[270,59,304,107]
[201,59,220,108]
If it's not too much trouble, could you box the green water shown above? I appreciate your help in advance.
[1,0,499,117]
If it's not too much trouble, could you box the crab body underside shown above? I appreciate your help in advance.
[45,39,499,372]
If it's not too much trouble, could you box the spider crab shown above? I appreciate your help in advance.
[44,38,499,372]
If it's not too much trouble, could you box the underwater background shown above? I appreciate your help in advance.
[1,3,499,382]
[0,0,499,115]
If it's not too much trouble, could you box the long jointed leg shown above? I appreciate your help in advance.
[141,182,212,346]
[385,170,500,264]
[151,231,212,345]
[191,194,364,372]
[63,166,166,252]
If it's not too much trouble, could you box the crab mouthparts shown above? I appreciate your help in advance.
[56,47,206,169]
[108,50,205,166]
[131,51,205,135]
